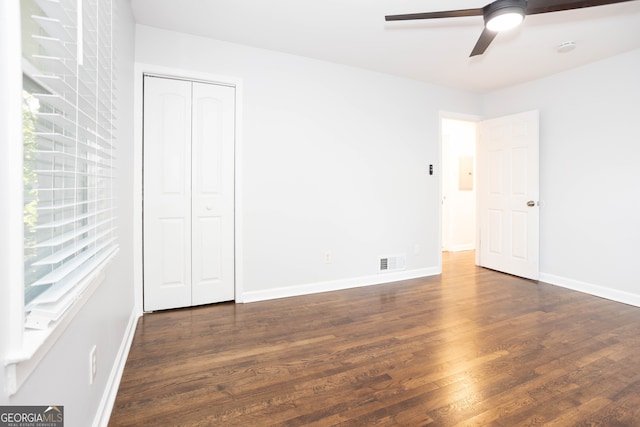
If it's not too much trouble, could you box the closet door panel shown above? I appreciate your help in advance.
[143,76,193,311]
[191,82,236,305]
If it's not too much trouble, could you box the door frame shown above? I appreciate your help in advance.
[133,63,244,316]
[438,111,481,271]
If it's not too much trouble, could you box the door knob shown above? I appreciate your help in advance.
[527,201,536,207]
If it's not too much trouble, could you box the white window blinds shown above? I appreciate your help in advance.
[22,0,118,330]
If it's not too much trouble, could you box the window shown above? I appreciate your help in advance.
[21,0,117,330]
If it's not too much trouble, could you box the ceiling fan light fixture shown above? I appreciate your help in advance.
[486,10,524,31]
[484,0,526,32]
[386,0,630,58]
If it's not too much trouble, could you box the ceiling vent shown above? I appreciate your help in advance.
[379,254,406,273]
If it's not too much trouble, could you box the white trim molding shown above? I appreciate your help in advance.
[92,308,140,427]
[539,272,640,308]
[447,244,476,252]
[1,0,25,398]
[241,267,441,303]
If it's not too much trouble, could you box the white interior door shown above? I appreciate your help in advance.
[143,76,235,311]
[477,110,539,280]
[191,82,235,305]
[143,77,192,311]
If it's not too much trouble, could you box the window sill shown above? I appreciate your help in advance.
[4,266,109,395]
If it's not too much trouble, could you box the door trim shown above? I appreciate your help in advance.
[133,63,244,316]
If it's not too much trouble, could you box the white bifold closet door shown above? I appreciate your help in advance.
[143,76,235,311]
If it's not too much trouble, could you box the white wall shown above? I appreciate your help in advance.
[482,49,640,304]
[135,25,481,300]
[1,4,637,423]
[0,1,136,426]
[442,118,476,252]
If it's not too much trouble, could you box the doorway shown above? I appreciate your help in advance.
[440,111,540,279]
[441,117,477,254]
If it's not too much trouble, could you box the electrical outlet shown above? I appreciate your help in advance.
[89,345,97,385]
[324,251,332,264]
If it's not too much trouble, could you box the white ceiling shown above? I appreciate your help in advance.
[130,0,640,93]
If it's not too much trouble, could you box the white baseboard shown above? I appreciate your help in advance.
[539,272,640,308]
[92,308,140,427]
[240,267,441,303]
[448,244,475,252]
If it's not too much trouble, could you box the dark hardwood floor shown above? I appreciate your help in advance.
[109,251,640,426]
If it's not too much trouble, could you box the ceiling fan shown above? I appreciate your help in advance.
[385,0,636,57]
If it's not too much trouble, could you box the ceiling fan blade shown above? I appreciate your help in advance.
[470,28,498,57]
[526,0,636,15]
[385,8,483,21]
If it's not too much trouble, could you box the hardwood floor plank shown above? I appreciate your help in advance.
[109,251,640,426]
